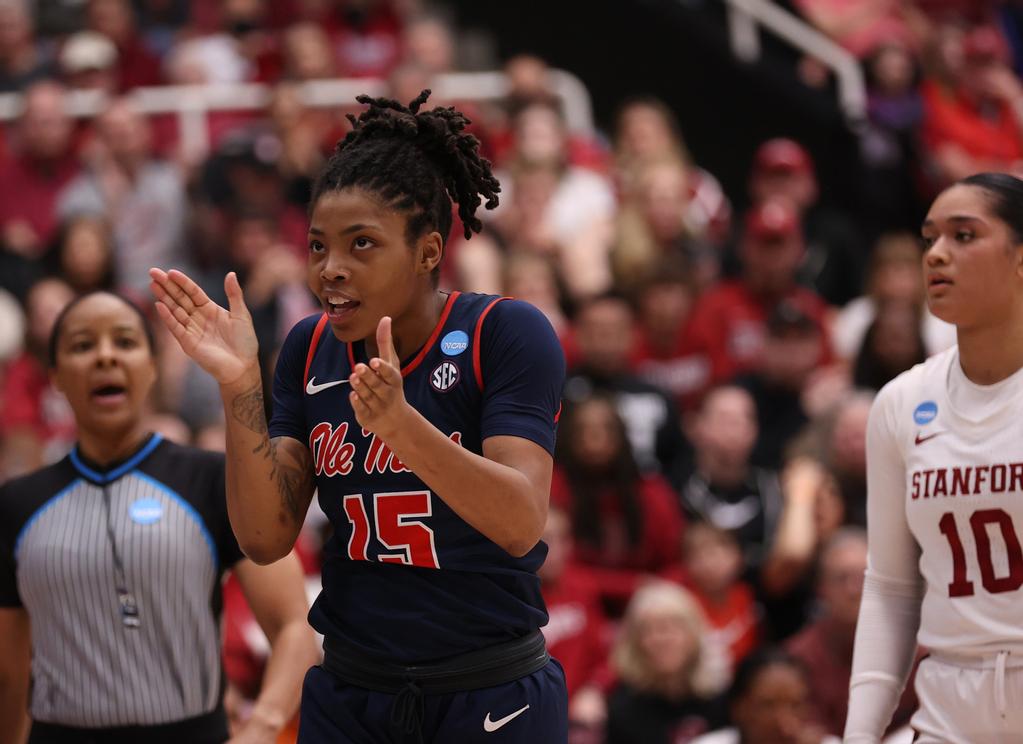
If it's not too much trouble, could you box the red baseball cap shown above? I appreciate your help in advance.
[753,138,814,176]
[746,199,800,241]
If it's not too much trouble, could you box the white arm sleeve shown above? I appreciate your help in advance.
[844,385,925,744]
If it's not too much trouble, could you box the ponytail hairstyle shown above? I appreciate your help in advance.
[958,172,1023,244]
[311,90,501,280]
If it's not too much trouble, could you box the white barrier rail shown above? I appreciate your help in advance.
[722,0,867,126]
[0,69,595,159]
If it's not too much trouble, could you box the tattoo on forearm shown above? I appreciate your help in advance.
[232,381,311,524]
[231,381,268,435]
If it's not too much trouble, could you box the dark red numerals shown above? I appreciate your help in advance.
[938,512,974,597]
[938,509,1023,597]
[342,491,440,569]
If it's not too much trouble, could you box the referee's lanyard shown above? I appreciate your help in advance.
[101,483,141,629]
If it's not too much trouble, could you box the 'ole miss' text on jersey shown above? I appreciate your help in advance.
[269,292,566,662]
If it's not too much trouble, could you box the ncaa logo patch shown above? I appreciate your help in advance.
[440,330,469,356]
[431,361,459,392]
[129,498,163,525]
[913,401,938,425]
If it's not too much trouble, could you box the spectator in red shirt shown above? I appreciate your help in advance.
[921,25,1023,188]
[0,81,80,297]
[551,394,685,615]
[539,505,613,739]
[86,0,163,90]
[686,199,832,395]
[0,278,76,480]
[632,266,709,412]
[669,522,761,671]
[785,528,918,737]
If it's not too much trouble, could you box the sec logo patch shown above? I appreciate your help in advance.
[431,361,459,392]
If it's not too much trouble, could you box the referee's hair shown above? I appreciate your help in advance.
[310,90,501,279]
[958,172,1023,244]
[48,291,156,368]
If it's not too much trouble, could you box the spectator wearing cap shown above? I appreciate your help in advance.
[57,97,190,292]
[921,25,1023,188]
[685,198,832,400]
[0,0,57,92]
[0,81,81,297]
[747,138,866,307]
[85,0,162,90]
[59,30,119,93]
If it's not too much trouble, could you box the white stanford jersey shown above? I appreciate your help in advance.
[872,345,1023,656]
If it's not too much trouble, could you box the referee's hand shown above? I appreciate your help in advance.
[149,268,260,387]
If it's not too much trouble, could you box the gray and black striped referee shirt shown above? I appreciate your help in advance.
[0,434,245,728]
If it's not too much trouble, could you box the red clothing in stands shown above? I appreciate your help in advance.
[661,566,759,668]
[0,353,77,464]
[550,467,684,612]
[633,326,710,412]
[0,154,80,250]
[541,562,613,698]
[683,280,831,393]
[786,617,919,737]
[921,79,1023,167]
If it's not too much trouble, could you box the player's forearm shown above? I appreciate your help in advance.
[246,618,319,737]
[844,571,923,742]
[384,409,546,557]
[220,371,311,564]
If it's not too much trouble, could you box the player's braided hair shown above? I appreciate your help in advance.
[311,90,500,250]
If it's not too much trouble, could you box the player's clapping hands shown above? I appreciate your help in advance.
[149,268,260,387]
[350,316,413,442]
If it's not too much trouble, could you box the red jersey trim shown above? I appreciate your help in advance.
[303,314,330,389]
[345,291,461,378]
[473,297,510,391]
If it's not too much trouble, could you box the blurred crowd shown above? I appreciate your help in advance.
[1,0,1021,742]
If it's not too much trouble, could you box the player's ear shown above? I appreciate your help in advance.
[416,231,443,277]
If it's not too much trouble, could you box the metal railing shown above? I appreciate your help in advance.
[0,68,595,160]
[723,0,867,126]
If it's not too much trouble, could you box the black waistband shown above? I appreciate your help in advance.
[322,630,550,695]
[28,708,228,744]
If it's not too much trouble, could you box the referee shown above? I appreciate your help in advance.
[0,291,318,744]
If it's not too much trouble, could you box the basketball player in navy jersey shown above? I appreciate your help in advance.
[150,91,568,742]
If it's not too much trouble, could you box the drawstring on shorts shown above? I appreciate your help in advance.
[390,679,425,742]
[996,650,1009,718]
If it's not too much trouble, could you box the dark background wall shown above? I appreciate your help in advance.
[449,0,864,215]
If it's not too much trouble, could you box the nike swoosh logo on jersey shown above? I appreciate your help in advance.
[483,704,530,732]
[305,376,351,395]
[915,431,944,445]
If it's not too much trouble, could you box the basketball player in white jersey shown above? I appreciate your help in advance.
[845,172,1023,743]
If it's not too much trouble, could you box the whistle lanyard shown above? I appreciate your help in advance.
[101,483,140,629]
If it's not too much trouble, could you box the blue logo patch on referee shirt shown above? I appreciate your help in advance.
[440,330,469,356]
[129,498,163,525]
[913,401,938,425]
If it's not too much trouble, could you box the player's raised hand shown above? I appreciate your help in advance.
[149,268,259,386]
[349,315,411,441]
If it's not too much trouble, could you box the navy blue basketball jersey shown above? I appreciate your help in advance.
[269,292,566,661]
